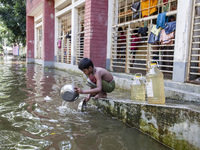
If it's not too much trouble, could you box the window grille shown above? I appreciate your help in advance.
[188,0,200,83]
[57,12,72,64]
[36,27,42,59]
[111,0,177,79]
[76,6,85,65]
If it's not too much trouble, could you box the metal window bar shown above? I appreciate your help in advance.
[111,10,177,79]
[76,6,85,64]
[187,0,200,83]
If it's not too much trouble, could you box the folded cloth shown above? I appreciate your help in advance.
[151,25,162,36]
[156,12,167,29]
[164,21,176,34]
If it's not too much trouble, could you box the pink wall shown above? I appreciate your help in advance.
[26,16,34,59]
[84,0,108,68]
[43,0,55,61]
[26,0,42,16]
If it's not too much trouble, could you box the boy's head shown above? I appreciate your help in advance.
[78,57,94,69]
[78,58,94,75]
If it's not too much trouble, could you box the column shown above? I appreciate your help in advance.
[43,0,55,67]
[26,16,35,63]
[84,0,108,68]
[173,0,194,82]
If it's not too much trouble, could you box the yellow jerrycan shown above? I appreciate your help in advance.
[131,73,145,101]
[146,63,165,104]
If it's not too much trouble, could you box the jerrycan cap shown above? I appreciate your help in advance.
[134,73,142,79]
[149,61,159,68]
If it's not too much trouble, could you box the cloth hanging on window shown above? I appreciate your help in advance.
[156,12,166,29]
[138,26,148,36]
[151,25,162,36]
[160,29,175,45]
[131,2,141,19]
[164,21,176,34]
[148,32,160,44]
[141,0,158,17]
[57,40,62,49]
[131,2,140,12]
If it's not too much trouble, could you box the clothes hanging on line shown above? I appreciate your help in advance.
[156,12,166,29]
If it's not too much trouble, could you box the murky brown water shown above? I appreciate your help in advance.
[0,56,171,150]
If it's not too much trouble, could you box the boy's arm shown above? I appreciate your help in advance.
[82,73,102,94]
[75,72,102,95]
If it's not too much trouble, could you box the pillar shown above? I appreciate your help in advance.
[26,16,35,63]
[43,0,55,67]
[84,0,108,68]
[173,0,194,82]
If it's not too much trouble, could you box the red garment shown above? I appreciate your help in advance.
[119,32,126,43]
[88,74,96,84]
[131,35,141,50]
[57,40,62,49]
[163,0,168,5]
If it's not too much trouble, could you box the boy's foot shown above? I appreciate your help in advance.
[94,92,107,99]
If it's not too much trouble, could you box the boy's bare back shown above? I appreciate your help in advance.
[94,67,113,83]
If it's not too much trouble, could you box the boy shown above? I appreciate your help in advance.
[74,58,115,102]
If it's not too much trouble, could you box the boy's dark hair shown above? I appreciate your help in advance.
[78,57,94,70]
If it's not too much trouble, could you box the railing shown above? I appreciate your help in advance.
[187,1,200,83]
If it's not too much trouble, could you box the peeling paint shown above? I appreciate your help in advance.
[50,14,54,19]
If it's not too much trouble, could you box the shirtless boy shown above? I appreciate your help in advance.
[74,57,115,102]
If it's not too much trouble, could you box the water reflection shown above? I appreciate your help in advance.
[0,56,171,150]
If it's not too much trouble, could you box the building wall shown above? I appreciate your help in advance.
[26,0,42,16]
[26,0,195,83]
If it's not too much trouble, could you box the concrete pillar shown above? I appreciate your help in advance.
[54,10,58,62]
[43,0,55,67]
[84,0,108,68]
[106,0,114,70]
[71,0,78,65]
[26,16,35,63]
[173,0,194,82]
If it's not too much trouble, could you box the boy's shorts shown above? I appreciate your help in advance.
[86,78,115,93]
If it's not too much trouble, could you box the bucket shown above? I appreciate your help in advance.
[77,101,87,112]
[60,84,79,102]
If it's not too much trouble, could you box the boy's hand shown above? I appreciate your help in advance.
[83,97,90,102]
[74,87,83,94]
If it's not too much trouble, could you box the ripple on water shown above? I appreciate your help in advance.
[0,92,11,99]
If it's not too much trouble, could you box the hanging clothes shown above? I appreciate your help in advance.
[156,12,167,29]
[138,26,148,41]
[57,40,62,49]
[141,0,158,17]
[160,29,175,45]
[164,21,176,34]
[148,32,160,44]
[151,25,162,36]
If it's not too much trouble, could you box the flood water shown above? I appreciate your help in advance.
[0,56,171,150]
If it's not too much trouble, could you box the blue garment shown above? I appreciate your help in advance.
[148,32,160,44]
[164,21,176,34]
[138,26,148,36]
[156,12,166,29]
